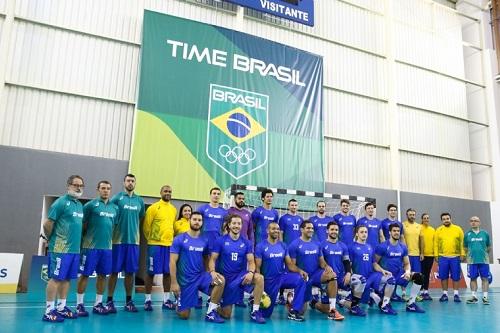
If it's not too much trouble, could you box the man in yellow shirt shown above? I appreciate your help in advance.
[401,208,423,302]
[434,212,464,303]
[419,213,435,301]
[143,185,177,311]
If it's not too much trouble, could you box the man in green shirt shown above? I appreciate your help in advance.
[464,216,491,305]
[42,175,85,322]
[106,174,145,312]
[76,180,118,316]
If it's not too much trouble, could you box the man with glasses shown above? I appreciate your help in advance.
[41,175,85,322]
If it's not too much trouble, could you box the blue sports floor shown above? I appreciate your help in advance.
[1,290,498,333]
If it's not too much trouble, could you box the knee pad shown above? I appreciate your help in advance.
[350,274,366,294]
[383,276,395,286]
[412,272,424,285]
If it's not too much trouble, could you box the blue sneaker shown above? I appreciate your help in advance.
[390,294,404,302]
[106,300,117,314]
[144,300,153,311]
[205,310,225,323]
[287,309,305,322]
[93,303,109,315]
[162,299,176,310]
[195,296,203,309]
[421,293,433,301]
[124,300,138,312]
[250,310,266,324]
[76,303,89,317]
[349,305,366,317]
[42,309,64,322]
[406,302,425,313]
[380,304,397,315]
[56,306,78,319]
[453,295,461,303]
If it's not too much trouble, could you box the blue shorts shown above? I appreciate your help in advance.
[467,264,490,280]
[48,252,80,281]
[393,270,410,288]
[221,272,254,307]
[438,256,461,281]
[178,272,213,311]
[409,256,421,273]
[112,244,139,274]
[147,245,170,275]
[304,268,325,302]
[262,272,306,317]
[80,248,112,276]
[361,272,387,303]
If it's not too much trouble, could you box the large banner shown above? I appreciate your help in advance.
[130,11,323,201]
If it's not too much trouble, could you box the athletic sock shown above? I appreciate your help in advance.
[370,292,381,304]
[329,298,336,311]
[77,293,84,305]
[483,292,488,298]
[381,296,390,307]
[453,290,459,296]
[46,301,55,314]
[252,304,260,312]
[145,294,152,302]
[442,290,448,295]
[471,291,477,297]
[95,294,103,306]
[163,292,171,303]
[409,283,421,304]
[57,299,67,311]
[207,302,218,314]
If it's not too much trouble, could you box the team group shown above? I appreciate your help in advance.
[40,174,492,323]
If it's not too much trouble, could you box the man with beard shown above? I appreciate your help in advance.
[374,223,425,313]
[227,192,254,243]
[170,212,226,323]
[209,215,266,323]
[42,175,85,322]
[310,201,332,243]
[279,199,304,245]
[356,203,384,248]
[255,221,307,321]
[107,174,145,312]
[252,189,279,243]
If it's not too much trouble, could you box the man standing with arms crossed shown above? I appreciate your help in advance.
[434,212,465,302]
[107,174,145,312]
[464,216,491,305]
[310,200,332,244]
[333,199,357,247]
[143,185,177,311]
[42,175,85,322]
[76,180,118,316]
[198,187,227,250]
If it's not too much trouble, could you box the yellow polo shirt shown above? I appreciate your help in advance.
[434,224,465,257]
[421,224,435,256]
[174,217,190,236]
[402,220,422,256]
[143,200,177,246]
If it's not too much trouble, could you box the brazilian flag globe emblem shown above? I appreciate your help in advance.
[207,84,268,179]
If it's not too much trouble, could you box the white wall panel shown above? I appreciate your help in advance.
[396,63,467,118]
[324,89,389,145]
[393,0,433,30]
[400,151,473,199]
[318,0,385,54]
[0,86,134,160]
[7,20,139,103]
[325,139,391,189]
[398,105,471,160]
[344,0,384,13]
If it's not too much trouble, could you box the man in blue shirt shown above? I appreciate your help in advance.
[349,225,397,315]
[374,223,425,313]
[170,212,226,323]
[310,200,332,243]
[76,180,118,316]
[279,199,304,245]
[287,220,344,320]
[252,189,279,243]
[380,204,405,243]
[198,187,227,251]
[356,202,384,248]
[42,175,85,322]
[333,199,357,247]
[255,221,307,321]
[209,214,266,323]
[107,174,145,313]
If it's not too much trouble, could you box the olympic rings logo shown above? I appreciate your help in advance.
[218,145,256,165]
